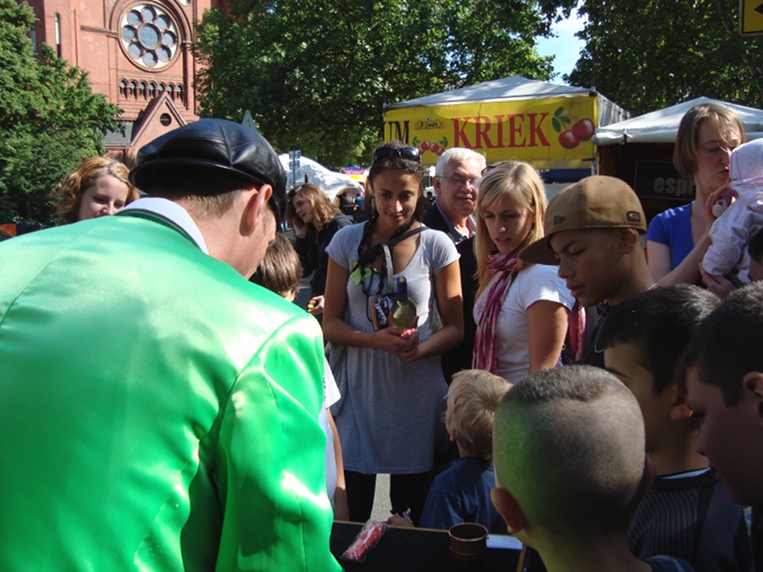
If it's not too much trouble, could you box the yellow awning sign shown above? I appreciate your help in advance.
[383,95,599,169]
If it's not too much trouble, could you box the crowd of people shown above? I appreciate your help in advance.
[2,102,763,571]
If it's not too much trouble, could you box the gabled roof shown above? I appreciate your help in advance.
[386,75,594,109]
[129,91,189,150]
[594,97,763,145]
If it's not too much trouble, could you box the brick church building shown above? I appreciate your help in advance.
[24,0,218,165]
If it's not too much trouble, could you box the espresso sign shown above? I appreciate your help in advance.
[634,160,696,201]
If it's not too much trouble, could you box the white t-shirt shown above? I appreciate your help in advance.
[322,357,341,507]
[474,264,574,384]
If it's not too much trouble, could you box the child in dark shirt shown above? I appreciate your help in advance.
[388,369,509,533]
[492,365,695,572]
[600,285,751,572]
[683,283,763,572]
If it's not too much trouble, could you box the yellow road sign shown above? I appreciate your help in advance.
[741,0,763,35]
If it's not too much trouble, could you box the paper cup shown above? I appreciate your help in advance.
[448,522,488,571]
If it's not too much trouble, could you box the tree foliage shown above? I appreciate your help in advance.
[195,0,560,167]
[565,0,763,116]
[0,0,121,223]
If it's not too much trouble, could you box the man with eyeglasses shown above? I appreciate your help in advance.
[423,148,486,382]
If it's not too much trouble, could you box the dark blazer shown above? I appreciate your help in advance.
[423,203,478,383]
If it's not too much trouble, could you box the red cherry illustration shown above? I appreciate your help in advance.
[559,130,579,149]
[571,119,595,142]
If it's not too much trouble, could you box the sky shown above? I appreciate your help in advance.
[535,9,587,85]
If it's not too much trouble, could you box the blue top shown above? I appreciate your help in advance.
[419,457,507,534]
[647,203,694,270]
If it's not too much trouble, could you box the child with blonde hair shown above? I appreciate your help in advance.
[389,369,509,533]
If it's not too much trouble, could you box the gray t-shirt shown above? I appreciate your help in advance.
[326,223,459,474]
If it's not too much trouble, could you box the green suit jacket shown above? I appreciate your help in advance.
[0,212,340,571]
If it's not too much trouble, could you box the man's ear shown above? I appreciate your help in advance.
[618,228,639,254]
[432,175,443,196]
[491,486,526,535]
[742,372,763,425]
[241,184,272,236]
[668,384,694,422]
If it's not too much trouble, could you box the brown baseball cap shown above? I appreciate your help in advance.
[519,175,646,265]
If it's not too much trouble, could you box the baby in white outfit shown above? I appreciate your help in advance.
[702,138,763,283]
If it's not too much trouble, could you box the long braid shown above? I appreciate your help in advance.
[354,210,417,297]
[354,140,424,298]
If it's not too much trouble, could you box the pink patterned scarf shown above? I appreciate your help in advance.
[472,250,521,374]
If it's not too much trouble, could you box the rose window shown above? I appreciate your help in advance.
[121,4,179,69]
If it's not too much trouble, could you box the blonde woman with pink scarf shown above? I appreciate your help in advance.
[472,162,574,383]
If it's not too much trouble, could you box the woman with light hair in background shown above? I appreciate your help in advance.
[287,183,353,315]
[56,156,139,225]
[472,161,574,383]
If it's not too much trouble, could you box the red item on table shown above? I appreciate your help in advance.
[342,520,387,563]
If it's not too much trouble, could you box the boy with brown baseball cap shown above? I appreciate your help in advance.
[520,175,654,367]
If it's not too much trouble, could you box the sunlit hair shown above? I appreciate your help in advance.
[285,183,339,232]
[250,232,302,298]
[494,366,646,534]
[445,369,510,460]
[435,148,486,177]
[474,162,547,299]
[56,157,139,225]
[673,103,746,180]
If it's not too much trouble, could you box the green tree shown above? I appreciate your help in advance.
[564,0,763,115]
[195,0,559,167]
[0,0,121,223]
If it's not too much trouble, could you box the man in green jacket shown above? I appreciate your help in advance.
[0,119,341,571]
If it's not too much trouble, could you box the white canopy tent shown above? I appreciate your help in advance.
[593,97,763,210]
[386,76,625,126]
[593,97,763,145]
[277,154,363,203]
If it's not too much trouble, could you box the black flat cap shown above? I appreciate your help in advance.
[130,118,286,222]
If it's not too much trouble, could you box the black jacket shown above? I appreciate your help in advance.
[295,213,354,296]
[422,203,478,382]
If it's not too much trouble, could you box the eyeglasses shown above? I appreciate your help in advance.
[373,146,421,164]
[440,174,480,188]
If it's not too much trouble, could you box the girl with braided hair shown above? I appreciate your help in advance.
[323,141,463,525]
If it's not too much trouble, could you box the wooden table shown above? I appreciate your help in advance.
[331,521,522,571]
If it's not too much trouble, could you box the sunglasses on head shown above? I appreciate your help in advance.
[373,146,421,164]
[481,161,512,176]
